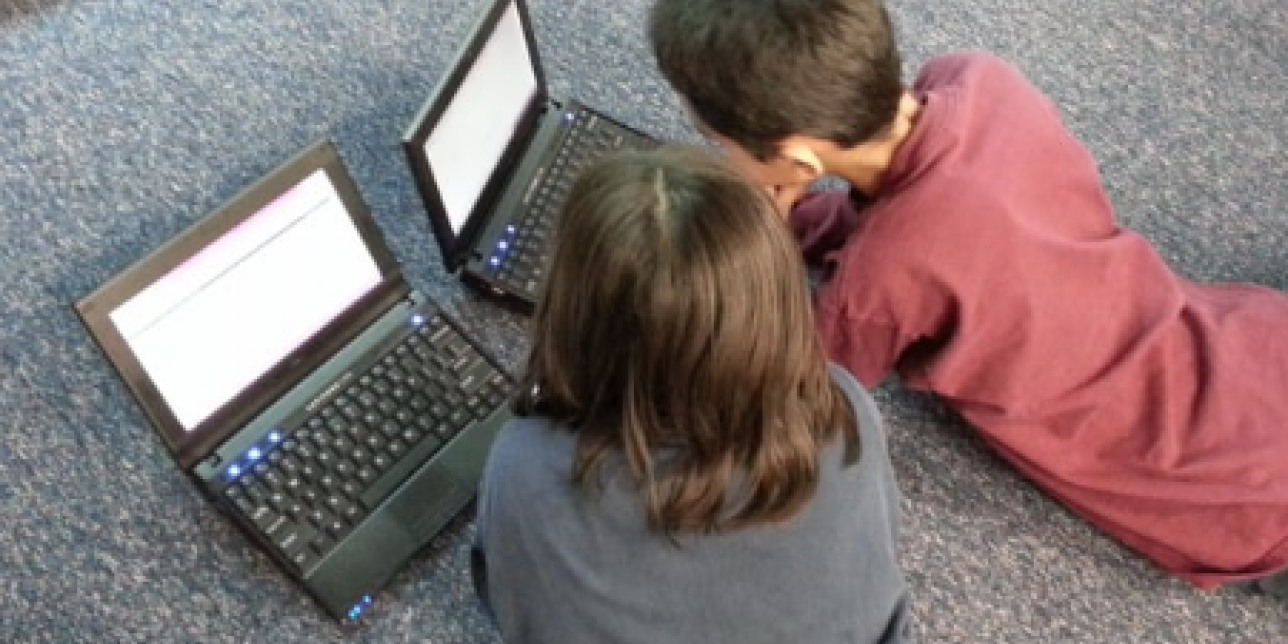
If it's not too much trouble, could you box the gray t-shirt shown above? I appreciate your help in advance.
[473,365,914,643]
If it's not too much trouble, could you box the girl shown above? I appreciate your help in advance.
[471,146,913,643]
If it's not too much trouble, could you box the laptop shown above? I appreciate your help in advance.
[402,0,657,313]
[75,140,513,623]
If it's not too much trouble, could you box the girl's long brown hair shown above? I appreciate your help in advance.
[515,145,859,534]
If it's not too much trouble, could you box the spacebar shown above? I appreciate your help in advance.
[360,434,443,509]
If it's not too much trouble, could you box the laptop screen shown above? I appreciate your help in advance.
[77,141,407,469]
[107,169,383,431]
[418,0,539,234]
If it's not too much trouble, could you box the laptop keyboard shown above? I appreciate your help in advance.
[488,107,654,297]
[220,313,510,573]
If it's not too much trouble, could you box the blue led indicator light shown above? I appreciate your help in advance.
[505,224,517,234]
[247,447,262,462]
[268,430,282,443]
[411,313,425,327]
[498,240,509,251]
[363,595,373,605]
[489,256,500,267]
[565,112,575,121]
[227,464,242,479]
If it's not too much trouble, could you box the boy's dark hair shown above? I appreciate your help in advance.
[648,0,903,160]
[515,145,860,535]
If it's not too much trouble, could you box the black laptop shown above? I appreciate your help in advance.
[402,0,656,313]
[75,141,513,623]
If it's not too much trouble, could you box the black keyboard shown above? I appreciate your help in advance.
[488,107,654,297]
[220,313,510,573]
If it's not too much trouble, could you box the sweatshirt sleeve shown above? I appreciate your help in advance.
[789,190,864,265]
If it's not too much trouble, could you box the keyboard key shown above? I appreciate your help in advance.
[331,435,354,453]
[449,409,472,429]
[268,492,292,514]
[279,454,301,475]
[226,487,256,516]
[379,421,401,438]
[261,469,284,491]
[340,501,364,523]
[301,488,321,507]
[456,356,492,392]
[305,507,329,530]
[298,463,318,482]
[429,402,449,420]
[386,439,407,457]
[248,505,277,530]
[431,422,455,440]
[290,546,319,573]
[346,423,368,443]
[325,518,349,539]
[243,479,270,503]
[326,416,347,433]
[325,494,345,513]
[311,532,335,556]
[336,460,356,479]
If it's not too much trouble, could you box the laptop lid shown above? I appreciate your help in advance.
[77,141,409,471]
[402,0,548,272]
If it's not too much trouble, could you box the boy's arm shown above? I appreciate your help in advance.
[814,297,907,389]
[789,190,864,265]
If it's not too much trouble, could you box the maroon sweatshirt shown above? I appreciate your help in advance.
[793,51,1288,588]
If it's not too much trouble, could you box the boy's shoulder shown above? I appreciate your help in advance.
[914,50,1038,98]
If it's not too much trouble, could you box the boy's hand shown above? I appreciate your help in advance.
[765,183,809,221]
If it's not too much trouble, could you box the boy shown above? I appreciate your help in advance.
[647,0,1288,594]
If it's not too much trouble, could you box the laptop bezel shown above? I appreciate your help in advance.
[75,141,411,471]
[401,0,550,273]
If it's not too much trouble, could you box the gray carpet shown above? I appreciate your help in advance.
[1,0,1285,641]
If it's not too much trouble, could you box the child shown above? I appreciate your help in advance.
[471,145,914,643]
[647,0,1288,595]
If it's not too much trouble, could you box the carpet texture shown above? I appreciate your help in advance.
[1,0,1285,641]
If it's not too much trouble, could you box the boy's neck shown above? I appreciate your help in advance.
[816,92,922,197]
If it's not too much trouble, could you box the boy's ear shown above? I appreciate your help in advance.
[777,137,825,183]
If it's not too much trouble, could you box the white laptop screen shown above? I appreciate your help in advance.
[422,1,539,233]
[108,169,383,431]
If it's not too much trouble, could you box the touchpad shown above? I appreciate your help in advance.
[385,465,471,540]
